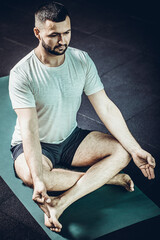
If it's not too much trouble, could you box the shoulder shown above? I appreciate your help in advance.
[10,50,34,77]
[67,47,90,63]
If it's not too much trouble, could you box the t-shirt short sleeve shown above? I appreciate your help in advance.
[9,69,36,109]
[83,53,104,96]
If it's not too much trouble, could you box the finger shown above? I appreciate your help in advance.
[140,168,148,178]
[145,167,151,180]
[39,203,50,218]
[32,195,45,204]
[148,166,155,179]
[43,193,51,204]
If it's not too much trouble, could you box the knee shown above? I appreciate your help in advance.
[114,143,131,167]
[14,162,33,188]
[22,172,33,188]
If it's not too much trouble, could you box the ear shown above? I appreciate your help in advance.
[33,27,41,40]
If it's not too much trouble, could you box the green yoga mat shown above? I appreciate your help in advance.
[0,76,160,240]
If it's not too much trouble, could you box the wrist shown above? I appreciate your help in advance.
[30,166,43,184]
[32,174,44,185]
[130,146,142,157]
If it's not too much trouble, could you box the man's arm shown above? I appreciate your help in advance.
[15,108,51,215]
[88,89,156,179]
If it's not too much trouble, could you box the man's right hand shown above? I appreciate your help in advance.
[32,180,51,218]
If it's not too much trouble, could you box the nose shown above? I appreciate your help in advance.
[58,34,65,44]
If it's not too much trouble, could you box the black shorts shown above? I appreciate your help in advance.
[10,126,91,171]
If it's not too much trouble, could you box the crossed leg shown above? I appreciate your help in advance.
[14,131,133,232]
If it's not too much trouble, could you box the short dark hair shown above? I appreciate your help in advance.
[35,1,69,26]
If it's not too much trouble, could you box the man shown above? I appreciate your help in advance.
[9,1,156,233]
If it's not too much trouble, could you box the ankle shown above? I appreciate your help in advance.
[50,195,66,210]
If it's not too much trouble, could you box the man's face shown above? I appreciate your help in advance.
[38,16,71,56]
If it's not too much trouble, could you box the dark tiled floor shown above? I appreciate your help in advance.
[0,177,50,240]
[72,34,140,76]
[0,0,160,239]
[127,102,160,149]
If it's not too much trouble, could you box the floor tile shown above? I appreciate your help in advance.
[78,53,160,122]
[126,101,160,149]
[67,1,110,34]
[0,179,50,240]
[0,5,37,49]
[0,37,31,77]
[2,0,46,16]
[69,0,137,34]
[122,0,160,24]
[94,18,160,57]
[0,194,46,234]
[101,53,160,96]
[71,35,139,76]
[1,22,37,49]
[0,177,14,204]
[103,82,159,120]
[0,210,19,238]
[2,222,50,240]
[70,29,90,45]
[78,82,159,122]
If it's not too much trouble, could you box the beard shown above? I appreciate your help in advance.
[42,39,68,56]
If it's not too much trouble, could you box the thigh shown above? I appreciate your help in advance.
[71,131,120,167]
[14,153,53,186]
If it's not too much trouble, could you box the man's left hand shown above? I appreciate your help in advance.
[132,149,156,180]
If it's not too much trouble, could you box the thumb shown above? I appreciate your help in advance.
[147,155,156,168]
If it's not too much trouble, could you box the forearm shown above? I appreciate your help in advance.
[22,131,43,183]
[101,102,141,154]
[22,131,51,213]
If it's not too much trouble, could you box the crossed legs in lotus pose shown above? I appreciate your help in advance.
[14,131,133,232]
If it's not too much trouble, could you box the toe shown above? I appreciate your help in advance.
[130,180,134,191]
[124,179,134,192]
[49,216,62,230]
[50,227,61,232]
[44,213,62,230]
[124,184,130,192]
[54,218,62,229]
[123,175,134,192]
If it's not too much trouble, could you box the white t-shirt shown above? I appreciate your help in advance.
[9,47,104,146]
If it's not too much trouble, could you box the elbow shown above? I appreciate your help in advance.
[102,101,123,124]
[106,100,120,114]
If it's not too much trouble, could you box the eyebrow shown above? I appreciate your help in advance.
[48,29,71,35]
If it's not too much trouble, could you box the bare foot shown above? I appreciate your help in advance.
[44,197,64,232]
[44,173,134,232]
[107,173,134,192]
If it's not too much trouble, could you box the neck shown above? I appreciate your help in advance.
[34,46,65,67]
